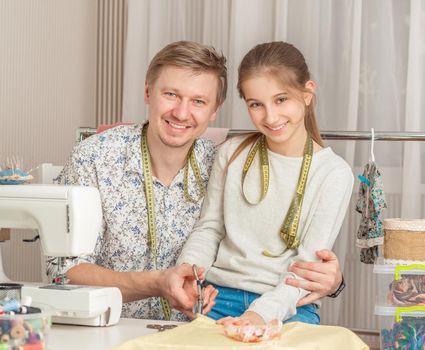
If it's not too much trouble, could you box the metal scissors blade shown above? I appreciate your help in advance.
[192,264,203,314]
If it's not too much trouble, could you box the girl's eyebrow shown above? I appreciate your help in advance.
[274,91,289,97]
[245,92,288,103]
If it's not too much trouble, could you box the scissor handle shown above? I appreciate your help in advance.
[192,264,200,281]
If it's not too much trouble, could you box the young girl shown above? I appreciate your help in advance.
[176,41,354,325]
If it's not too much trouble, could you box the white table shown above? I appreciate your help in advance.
[49,318,181,350]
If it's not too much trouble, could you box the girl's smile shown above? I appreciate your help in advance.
[242,74,314,156]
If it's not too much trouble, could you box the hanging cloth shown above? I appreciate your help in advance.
[355,160,387,263]
[355,129,387,263]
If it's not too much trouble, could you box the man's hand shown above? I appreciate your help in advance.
[158,264,217,318]
[286,249,342,306]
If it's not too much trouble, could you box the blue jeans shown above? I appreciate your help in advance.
[207,283,320,325]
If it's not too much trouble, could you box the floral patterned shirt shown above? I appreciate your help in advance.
[47,124,216,320]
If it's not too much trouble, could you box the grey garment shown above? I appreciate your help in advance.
[355,161,387,264]
[179,137,354,323]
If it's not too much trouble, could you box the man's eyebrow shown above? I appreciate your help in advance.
[161,86,179,92]
[192,94,210,101]
[161,87,211,101]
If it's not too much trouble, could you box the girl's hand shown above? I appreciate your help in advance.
[201,284,218,315]
[217,311,266,326]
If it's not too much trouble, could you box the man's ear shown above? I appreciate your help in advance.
[144,81,150,104]
[209,105,221,122]
[304,80,316,106]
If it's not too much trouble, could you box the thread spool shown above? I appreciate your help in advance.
[27,332,41,344]
[20,342,44,349]
[0,334,9,343]
[10,324,25,339]
[0,299,20,313]
[25,319,45,332]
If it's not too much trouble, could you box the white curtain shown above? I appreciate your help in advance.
[123,0,425,331]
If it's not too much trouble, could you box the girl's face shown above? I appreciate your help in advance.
[242,74,314,155]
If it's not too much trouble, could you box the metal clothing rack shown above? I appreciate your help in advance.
[77,127,425,142]
[229,130,425,141]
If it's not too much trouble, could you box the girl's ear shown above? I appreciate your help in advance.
[304,80,316,106]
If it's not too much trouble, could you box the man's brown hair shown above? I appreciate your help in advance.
[146,41,227,107]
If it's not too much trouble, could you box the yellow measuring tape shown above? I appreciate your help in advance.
[184,143,206,203]
[241,135,269,204]
[141,124,205,319]
[241,134,313,254]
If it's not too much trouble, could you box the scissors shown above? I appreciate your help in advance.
[192,264,203,315]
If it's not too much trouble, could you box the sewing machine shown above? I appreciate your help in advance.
[0,184,122,326]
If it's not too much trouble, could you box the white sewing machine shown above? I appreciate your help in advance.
[0,184,122,326]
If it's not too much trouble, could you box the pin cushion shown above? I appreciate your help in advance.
[0,169,33,185]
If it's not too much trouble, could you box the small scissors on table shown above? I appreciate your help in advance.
[192,264,204,315]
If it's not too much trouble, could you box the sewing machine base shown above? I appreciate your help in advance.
[22,284,122,327]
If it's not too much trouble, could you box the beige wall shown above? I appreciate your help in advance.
[0,0,98,281]
[0,0,97,170]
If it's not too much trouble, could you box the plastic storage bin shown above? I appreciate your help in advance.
[373,263,425,307]
[0,303,52,349]
[375,306,425,350]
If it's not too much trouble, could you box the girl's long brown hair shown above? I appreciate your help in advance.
[229,41,323,167]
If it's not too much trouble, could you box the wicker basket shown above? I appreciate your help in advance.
[384,218,425,260]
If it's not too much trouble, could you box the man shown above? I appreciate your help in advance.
[49,41,344,321]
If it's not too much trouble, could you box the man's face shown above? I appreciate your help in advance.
[144,66,219,149]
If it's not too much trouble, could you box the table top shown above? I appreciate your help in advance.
[49,318,182,350]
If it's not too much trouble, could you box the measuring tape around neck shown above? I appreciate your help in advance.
[140,124,171,320]
[241,134,313,254]
[140,124,206,319]
[184,143,206,203]
[241,135,269,205]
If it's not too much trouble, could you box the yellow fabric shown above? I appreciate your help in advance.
[110,316,369,350]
